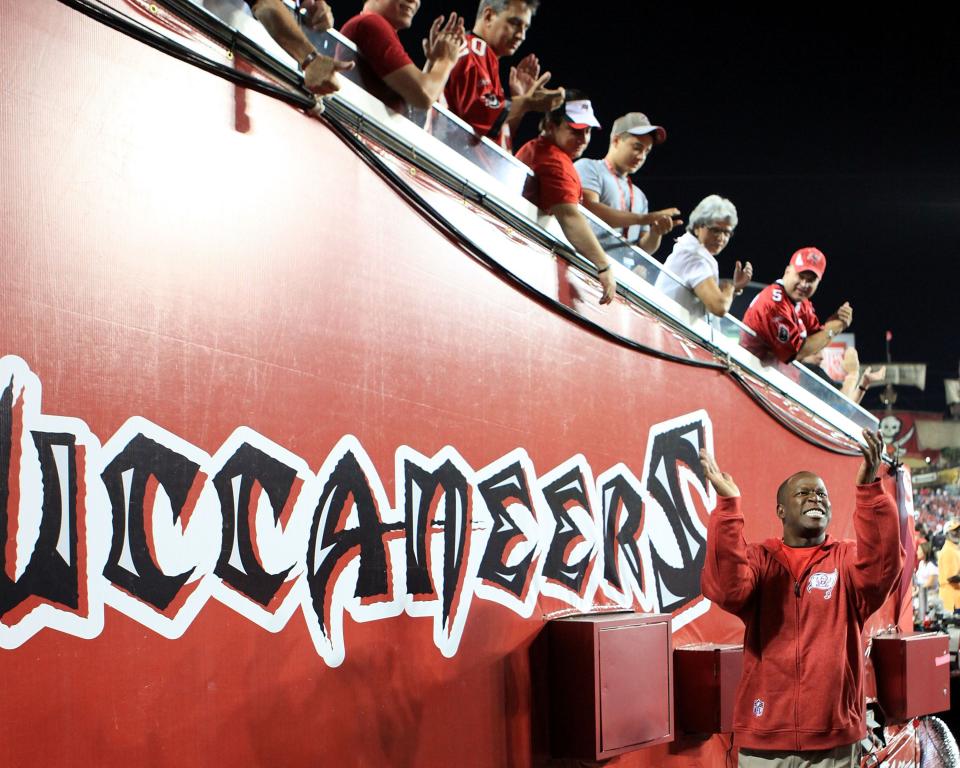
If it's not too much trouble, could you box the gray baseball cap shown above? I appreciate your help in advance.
[611,112,666,144]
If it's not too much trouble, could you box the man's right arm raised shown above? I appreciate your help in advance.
[699,450,759,615]
[384,14,464,109]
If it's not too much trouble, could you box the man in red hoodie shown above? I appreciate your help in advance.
[700,429,900,767]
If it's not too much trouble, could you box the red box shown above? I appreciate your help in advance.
[674,643,743,734]
[546,612,673,760]
[871,632,950,722]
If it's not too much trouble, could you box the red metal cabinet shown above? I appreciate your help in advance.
[673,643,743,734]
[871,632,950,722]
[546,612,673,760]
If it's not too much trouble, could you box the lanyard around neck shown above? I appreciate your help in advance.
[604,159,635,238]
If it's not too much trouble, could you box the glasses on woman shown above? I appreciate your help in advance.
[706,225,734,238]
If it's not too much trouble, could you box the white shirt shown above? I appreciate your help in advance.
[654,232,719,319]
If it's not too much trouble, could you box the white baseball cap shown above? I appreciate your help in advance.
[564,100,601,129]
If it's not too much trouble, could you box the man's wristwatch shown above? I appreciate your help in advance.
[300,50,320,70]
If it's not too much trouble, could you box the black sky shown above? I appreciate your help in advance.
[339,2,960,412]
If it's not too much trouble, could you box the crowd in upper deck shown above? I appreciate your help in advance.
[243,0,885,399]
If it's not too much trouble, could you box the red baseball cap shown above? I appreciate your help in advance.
[789,247,827,279]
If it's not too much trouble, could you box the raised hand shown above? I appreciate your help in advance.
[861,365,886,387]
[733,260,753,291]
[509,53,540,96]
[832,301,853,330]
[841,346,860,375]
[515,72,563,112]
[855,429,884,485]
[699,450,741,497]
[425,14,465,65]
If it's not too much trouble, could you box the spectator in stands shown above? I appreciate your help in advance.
[515,93,616,304]
[916,540,940,615]
[799,347,885,403]
[444,0,563,149]
[932,523,947,554]
[248,0,354,95]
[742,247,853,364]
[937,520,960,611]
[653,195,751,318]
[575,113,681,255]
[341,1,465,109]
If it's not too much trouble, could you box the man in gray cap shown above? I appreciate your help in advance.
[575,112,681,255]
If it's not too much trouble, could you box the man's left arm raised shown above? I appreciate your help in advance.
[846,429,903,614]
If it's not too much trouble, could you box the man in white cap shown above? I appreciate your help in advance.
[574,112,681,255]
[742,247,853,363]
[515,91,616,304]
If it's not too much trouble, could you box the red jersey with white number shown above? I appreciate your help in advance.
[742,280,823,363]
[444,34,510,149]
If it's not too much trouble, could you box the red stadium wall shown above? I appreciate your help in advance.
[1,3,897,766]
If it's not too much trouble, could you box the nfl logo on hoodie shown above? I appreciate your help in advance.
[806,569,838,599]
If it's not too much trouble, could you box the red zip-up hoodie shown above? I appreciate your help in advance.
[701,481,901,751]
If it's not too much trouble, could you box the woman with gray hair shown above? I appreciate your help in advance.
[654,194,752,318]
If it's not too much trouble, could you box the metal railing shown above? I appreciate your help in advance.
[173,0,879,441]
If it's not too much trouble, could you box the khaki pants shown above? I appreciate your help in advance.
[738,743,858,768]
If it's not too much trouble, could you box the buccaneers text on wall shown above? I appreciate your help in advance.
[0,355,715,665]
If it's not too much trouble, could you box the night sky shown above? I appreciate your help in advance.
[337,2,960,412]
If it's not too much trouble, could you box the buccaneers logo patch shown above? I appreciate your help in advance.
[806,569,838,599]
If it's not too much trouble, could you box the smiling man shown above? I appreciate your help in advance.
[700,430,901,767]
[742,247,853,364]
[444,0,562,149]
[515,92,616,304]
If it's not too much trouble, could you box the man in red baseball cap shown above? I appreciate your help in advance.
[515,91,616,304]
[742,247,853,364]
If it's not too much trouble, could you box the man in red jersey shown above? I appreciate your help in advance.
[515,92,616,304]
[341,0,464,109]
[700,429,900,767]
[444,0,563,149]
[742,247,853,363]
[247,0,354,95]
